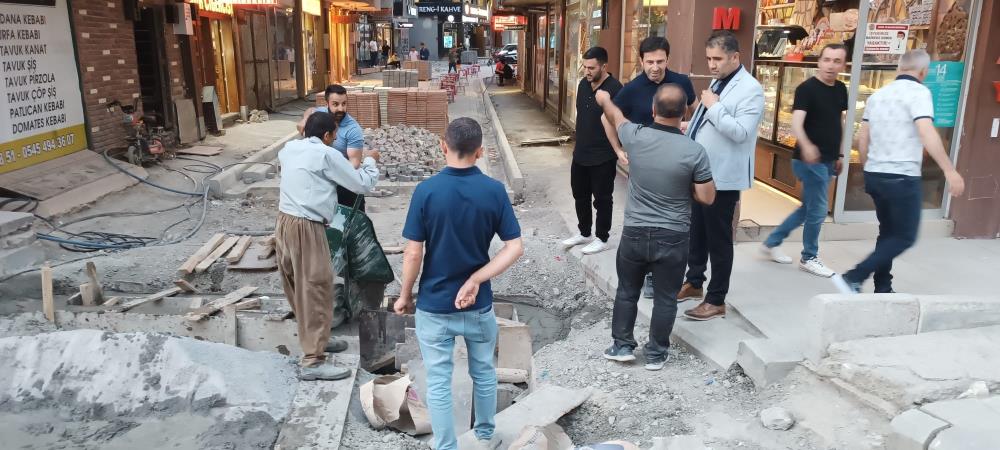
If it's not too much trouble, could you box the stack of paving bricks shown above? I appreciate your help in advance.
[346,92,381,129]
[403,61,431,81]
[424,90,449,136]
[387,89,409,126]
[382,70,418,88]
[384,87,448,136]
[375,87,391,124]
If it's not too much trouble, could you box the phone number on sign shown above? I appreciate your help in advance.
[13,133,77,162]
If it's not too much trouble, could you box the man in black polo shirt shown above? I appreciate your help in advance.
[563,47,624,255]
[601,35,696,297]
[761,44,849,278]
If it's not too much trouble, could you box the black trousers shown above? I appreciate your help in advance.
[570,159,617,242]
[448,63,457,73]
[612,226,689,360]
[337,185,366,212]
[685,190,740,306]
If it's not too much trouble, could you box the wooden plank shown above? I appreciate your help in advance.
[226,236,253,263]
[456,385,592,449]
[178,233,226,274]
[258,236,276,260]
[79,283,96,307]
[194,236,240,273]
[175,145,223,156]
[113,287,183,312]
[223,305,238,346]
[41,263,54,322]
[173,279,198,293]
[185,286,259,321]
[103,297,121,307]
[234,297,261,311]
[84,262,104,304]
[381,245,404,255]
[274,354,358,450]
[229,241,278,271]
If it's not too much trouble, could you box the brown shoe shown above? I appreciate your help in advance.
[676,282,704,302]
[685,302,725,321]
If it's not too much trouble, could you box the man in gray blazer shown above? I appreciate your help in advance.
[680,30,765,321]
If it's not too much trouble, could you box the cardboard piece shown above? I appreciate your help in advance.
[456,385,592,448]
[359,374,432,435]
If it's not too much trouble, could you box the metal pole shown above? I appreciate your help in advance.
[833,0,871,223]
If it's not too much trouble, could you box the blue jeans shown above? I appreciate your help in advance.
[415,306,498,449]
[764,160,834,261]
[844,172,922,292]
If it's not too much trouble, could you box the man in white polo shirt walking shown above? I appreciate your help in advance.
[832,49,964,294]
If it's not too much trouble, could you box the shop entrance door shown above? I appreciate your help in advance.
[199,18,241,114]
[237,10,273,111]
[133,6,173,129]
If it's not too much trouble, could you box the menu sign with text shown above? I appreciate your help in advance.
[0,0,88,175]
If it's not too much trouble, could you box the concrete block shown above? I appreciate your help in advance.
[0,230,36,250]
[671,317,755,371]
[888,408,950,450]
[920,398,1000,431]
[916,295,1000,333]
[736,338,802,387]
[928,426,1000,450]
[806,294,919,363]
[240,160,277,184]
[207,130,297,198]
[0,244,44,278]
[0,211,34,236]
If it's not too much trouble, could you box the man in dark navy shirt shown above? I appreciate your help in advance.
[563,46,624,256]
[395,117,523,450]
[602,35,696,298]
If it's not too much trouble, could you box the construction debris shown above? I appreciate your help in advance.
[173,279,198,293]
[114,286,184,312]
[360,373,432,435]
[40,262,53,322]
[364,125,445,182]
[457,385,593,448]
[178,233,225,274]
[185,286,258,321]
[195,235,240,272]
[760,406,796,431]
[83,261,104,305]
[226,235,254,263]
[519,136,572,146]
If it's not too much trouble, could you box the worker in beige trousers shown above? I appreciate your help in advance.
[276,111,380,380]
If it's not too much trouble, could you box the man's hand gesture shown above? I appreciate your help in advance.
[394,293,415,315]
[454,278,480,310]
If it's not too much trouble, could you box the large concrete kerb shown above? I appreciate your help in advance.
[806,293,1000,363]
[207,130,300,198]
[481,85,526,203]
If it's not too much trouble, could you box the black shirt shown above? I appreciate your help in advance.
[792,77,848,162]
[574,74,624,165]
[613,71,696,126]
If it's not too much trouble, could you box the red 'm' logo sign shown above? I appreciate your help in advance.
[712,7,740,30]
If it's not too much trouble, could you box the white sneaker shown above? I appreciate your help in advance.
[799,257,835,278]
[760,244,793,264]
[580,239,609,255]
[561,234,593,248]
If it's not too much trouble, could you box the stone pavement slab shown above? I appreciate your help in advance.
[818,325,1000,412]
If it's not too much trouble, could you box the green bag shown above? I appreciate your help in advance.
[325,197,395,284]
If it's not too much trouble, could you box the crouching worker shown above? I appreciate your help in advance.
[276,111,380,380]
[394,117,524,450]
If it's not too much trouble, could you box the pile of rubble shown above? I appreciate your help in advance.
[364,125,445,182]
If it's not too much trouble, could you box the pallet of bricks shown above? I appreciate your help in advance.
[385,87,448,137]
[382,69,418,88]
[402,60,431,81]
[346,91,381,129]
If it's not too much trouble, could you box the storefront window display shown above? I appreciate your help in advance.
[546,9,560,111]
[273,8,297,101]
[563,0,604,128]
[752,0,978,220]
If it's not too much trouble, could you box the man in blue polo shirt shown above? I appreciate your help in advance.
[394,117,524,450]
[602,35,696,298]
[297,84,368,210]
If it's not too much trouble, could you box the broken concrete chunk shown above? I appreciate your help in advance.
[957,381,990,399]
[760,407,795,431]
[456,384,592,448]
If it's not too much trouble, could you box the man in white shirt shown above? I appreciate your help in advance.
[276,111,380,380]
[832,49,964,294]
[369,39,379,67]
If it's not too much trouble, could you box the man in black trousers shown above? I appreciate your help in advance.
[562,47,623,255]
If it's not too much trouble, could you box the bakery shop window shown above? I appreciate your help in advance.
[844,0,974,212]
